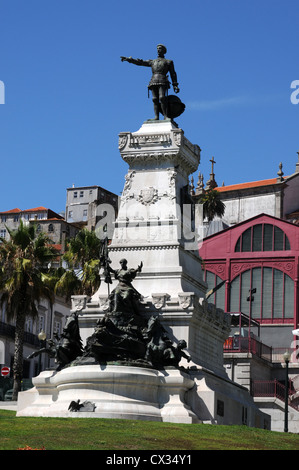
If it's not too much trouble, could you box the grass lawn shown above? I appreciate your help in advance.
[0,409,298,451]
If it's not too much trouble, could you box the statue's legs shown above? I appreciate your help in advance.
[151,86,168,120]
[159,86,168,119]
[151,87,160,120]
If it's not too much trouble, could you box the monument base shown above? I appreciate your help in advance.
[16,364,198,424]
[17,363,270,428]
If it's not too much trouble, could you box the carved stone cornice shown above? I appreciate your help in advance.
[118,123,201,175]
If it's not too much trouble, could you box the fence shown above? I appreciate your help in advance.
[251,379,299,411]
[223,336,272,362]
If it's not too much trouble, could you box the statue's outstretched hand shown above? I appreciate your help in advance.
[120,56,132,62]
[173,85,180,93]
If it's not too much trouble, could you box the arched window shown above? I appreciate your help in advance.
[204,270,225,310]
[48,224,54,232]
[230,267,294,321]
[235,224,290,252]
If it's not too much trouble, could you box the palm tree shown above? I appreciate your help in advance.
[0,221,60,399]
[55,229,102,299]
[198,189,225,222]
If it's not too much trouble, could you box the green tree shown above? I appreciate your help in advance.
[0,221,60,400]
[198,189,225,222]
[55,228,102,299]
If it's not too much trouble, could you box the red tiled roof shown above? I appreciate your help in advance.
[22,206,48,212]
[52,244,62,251]
[0,207,48,214]
[216,177,286,193]
[0,208,22,214]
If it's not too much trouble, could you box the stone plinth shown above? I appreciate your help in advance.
[17,365,198,424]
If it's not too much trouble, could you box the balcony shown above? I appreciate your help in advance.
[224,335,272,362]
[0,321,40,347]
[223,312,298,364]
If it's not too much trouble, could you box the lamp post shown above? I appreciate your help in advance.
[246,288,256,353]
[37,330,47,375]
[283,351,291,433]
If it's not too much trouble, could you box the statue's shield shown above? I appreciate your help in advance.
[165,95,186,119]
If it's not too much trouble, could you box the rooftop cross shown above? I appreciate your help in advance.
[210,156,216,174]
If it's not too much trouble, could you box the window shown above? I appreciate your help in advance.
[25,319,33,333]
[83,209,87,217]
[80,191,84,197]
[73,191,77,198]
[38,315,45,333]
[48,224,54,232]
[235,224,290,252]
[230,267,294,321]
[14,215,19,222]
[1,215,6,222]
[0,229,6,239]
[204,270,225,310]
[54,320,61,336]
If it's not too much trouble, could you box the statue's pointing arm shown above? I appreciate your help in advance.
[120,56,151,67]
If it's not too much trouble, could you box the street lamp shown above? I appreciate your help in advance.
[37,330,46,375]
[283,351,291,433]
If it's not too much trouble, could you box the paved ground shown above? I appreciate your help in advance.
[0,401,17,411]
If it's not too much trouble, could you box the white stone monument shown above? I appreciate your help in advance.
[17,120,270,428]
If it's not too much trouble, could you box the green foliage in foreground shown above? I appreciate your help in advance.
[0,410,298,450]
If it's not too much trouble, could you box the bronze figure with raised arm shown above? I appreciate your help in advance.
[121,44,184,121]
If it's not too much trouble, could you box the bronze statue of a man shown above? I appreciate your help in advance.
[121,44,182,120]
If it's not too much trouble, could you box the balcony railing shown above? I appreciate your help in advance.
[224,336,272,362]
[0,320,40,347]
[251,380,299,411]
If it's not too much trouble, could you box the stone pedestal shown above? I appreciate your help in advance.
[17,365,198,423]
[104,120,205,298]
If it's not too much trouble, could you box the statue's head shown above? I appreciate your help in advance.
[157,44,167,55]
[178,339,187,349]
[119,258,127,267]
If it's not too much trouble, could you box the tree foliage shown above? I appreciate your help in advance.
[197,189,225,222]
[0,221,60,399]
[55,228,102,299]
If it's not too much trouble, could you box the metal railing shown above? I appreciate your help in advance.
[251,379,299,411]
[0,320,40,347]
[223,336,272,362]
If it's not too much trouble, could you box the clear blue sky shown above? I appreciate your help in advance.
[0,0,298,214]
